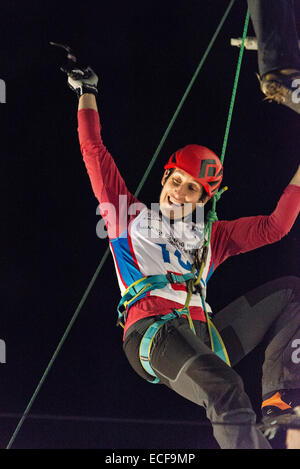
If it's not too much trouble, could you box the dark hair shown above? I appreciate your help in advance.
[163,168,209,203]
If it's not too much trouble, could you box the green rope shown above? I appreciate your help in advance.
[191,9,250,357]
[6,2,237,450]
[6,250,111,450]
[135,0,236,198]
[204,8,250,247]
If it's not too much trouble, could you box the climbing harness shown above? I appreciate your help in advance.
[118,9,250,382]
[121,222,231,384]
[139,308,189,383]
[117,272,196,327]
[139,307,231,383]
[7,1,249,449]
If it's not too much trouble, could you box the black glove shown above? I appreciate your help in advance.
[50,42,98,98]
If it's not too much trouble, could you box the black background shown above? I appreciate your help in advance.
[1,0,299,449]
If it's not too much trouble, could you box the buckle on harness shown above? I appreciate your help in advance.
[166,272,183,284]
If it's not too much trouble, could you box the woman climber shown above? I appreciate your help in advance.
[54,0,300,449]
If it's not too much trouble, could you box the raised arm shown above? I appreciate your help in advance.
[78,93,98,112]
[55,48,143,238]
[211,166,300,268]
[76,97,143,238]
[289,164,300,187]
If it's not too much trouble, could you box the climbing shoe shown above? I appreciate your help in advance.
[259,390,300,441]
[257,69,300,114]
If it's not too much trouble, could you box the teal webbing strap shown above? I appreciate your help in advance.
[208,319,231,366]
[140,306,231,384]
[139,309,189,383]
[117,272,196,321]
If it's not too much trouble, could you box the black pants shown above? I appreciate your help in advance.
[247,0,300,76]
[123,277,300,449]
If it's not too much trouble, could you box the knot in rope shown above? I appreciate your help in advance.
[203,186,229,246]
[206,209,218,224]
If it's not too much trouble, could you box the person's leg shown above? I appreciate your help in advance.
[247,0,300,76]
[151,318,271,449]
[247,1,300,113]
[213,277,300,403]
[124,316,271,448]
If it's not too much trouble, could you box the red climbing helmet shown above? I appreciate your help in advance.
[164,144,223,197]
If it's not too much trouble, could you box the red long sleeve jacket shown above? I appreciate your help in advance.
[78,108,300,336]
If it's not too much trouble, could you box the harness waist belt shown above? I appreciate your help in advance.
[117,272,196,325]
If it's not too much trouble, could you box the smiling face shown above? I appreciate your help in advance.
[159,169,209,219]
